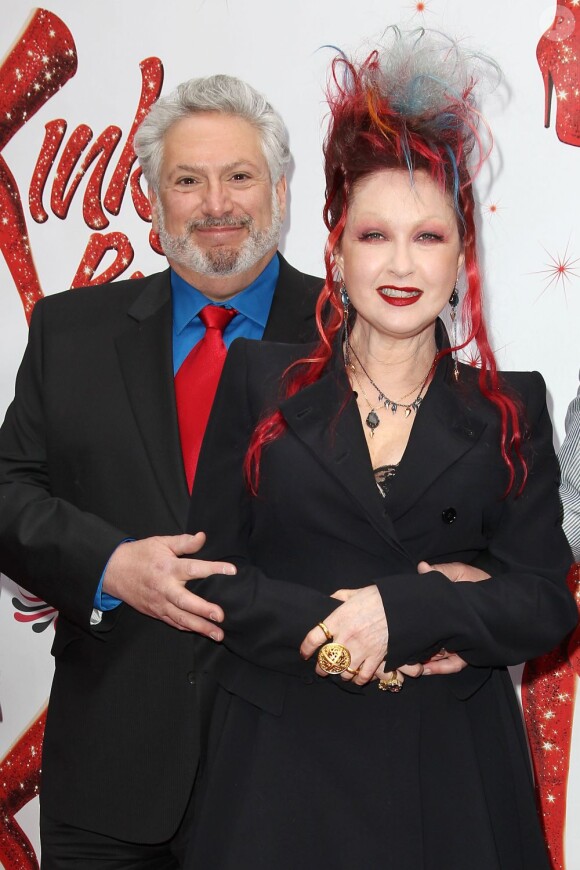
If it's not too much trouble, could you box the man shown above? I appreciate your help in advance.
[0,75,321,867]
[559,371,580,561]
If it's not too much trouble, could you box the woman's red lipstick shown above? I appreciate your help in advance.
[376,286,422,306]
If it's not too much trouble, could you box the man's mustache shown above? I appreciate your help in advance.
[186,215,253,231]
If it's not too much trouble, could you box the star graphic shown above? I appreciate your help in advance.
[482,200,504,218]
[534,241,580,298]
[406,0,432,16]
[459,346,481,368]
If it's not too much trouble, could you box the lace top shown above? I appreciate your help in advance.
[374,463,399,498]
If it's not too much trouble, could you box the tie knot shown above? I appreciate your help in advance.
[199,304,238,333]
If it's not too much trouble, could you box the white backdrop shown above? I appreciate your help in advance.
[0,1,579,866]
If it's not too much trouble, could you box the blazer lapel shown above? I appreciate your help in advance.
[115,270,190,528]
[262,254,322,343]
[386,355,488,522]
[279,359,412,562]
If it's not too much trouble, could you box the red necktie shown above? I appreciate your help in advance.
[175,305,238,490]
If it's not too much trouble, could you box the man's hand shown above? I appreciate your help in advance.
[422,649,468,675]
[300,585,388,686]
[417,560,490,582]
[102,532,236,638]
[415,560,489,674]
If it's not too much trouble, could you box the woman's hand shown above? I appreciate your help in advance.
[300,585,388,686]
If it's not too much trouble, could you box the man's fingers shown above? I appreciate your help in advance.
[168,534,237,576]
[423,653,468,675]
[163,602,224,640]
[172,586,225,625]
[184,556,236,579]
[167,532,207,555]
[422,560,490,583]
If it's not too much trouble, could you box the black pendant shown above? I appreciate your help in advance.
[365,410,380,435]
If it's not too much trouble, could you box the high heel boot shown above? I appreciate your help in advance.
[537,0,580,146]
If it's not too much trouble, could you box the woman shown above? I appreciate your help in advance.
[185,30,577,869]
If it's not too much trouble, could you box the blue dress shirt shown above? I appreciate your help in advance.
[172,254,279,373]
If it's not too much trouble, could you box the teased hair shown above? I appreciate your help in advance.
[134,74,290,191]
[246,29,526,495]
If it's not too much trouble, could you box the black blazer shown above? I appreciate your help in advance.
[0,255,321,842]
[184,335,577,867]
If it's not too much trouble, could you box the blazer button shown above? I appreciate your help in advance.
[441,507,457,524]
[187,671,196,685]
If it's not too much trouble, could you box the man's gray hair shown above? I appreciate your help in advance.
[134,74,291,191]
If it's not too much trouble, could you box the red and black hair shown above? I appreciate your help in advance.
[246,32,525,494]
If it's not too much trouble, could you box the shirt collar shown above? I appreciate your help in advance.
[171,254,280,336]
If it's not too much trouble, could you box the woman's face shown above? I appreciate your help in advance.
[334,168,464,344]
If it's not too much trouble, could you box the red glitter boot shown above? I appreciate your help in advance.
[0,708,46,870]
[537,1,580,146]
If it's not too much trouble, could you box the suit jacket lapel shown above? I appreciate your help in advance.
[386,355,488,522]
[262,254,321,343]
[279,358,412,561]
[115,270,190,527]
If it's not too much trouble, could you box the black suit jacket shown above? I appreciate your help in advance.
[0,254,321,842]
[183,336,577,868]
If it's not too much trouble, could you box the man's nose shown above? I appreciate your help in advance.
[200,180,233,216]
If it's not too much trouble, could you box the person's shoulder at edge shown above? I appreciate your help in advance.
[456,364,546,408]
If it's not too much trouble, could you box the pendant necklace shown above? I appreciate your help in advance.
[344,341,437,437]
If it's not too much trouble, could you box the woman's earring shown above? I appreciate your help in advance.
[340,282,350,316]
[449,286,459,382]
[340,283,352,365]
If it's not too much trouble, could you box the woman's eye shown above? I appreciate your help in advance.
[360,231,384,241]
[417,232,444,242]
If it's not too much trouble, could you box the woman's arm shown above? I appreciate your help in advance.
[370,373,576,669]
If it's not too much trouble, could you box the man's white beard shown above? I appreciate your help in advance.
[156,188,282,277]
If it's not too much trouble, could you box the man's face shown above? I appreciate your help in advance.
[150,112,286,293]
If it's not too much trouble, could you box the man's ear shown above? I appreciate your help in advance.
[149,188,159,233]
[275,175,287,222]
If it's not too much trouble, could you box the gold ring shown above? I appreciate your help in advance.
[345,666,360,676]
[317,621,333,643]
[378,671,403,693]
[317,642,352,674]
[386,671,403,693]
